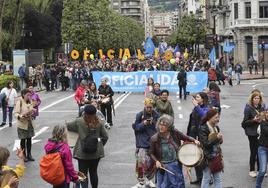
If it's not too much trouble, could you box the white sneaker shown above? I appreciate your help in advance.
[131,182,145,188]
[265,173,268,177]
[146,180,156,187]
[249,171,257,178]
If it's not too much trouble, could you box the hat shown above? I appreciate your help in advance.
[84,105,97,115]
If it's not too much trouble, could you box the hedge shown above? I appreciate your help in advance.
[0,74,20,91]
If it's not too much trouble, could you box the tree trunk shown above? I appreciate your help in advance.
[11,0,22,50]
[0,0,6,61]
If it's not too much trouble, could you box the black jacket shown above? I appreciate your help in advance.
[242,104,265,136]
[177,69,187,86]
[98,85,114,105]
[259,120,268,148]
[199,123,222,160]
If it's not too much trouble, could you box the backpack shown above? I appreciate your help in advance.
[81,135,98,153]
[40,146,65,186]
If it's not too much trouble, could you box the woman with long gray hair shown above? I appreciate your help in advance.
[149,114,199,188]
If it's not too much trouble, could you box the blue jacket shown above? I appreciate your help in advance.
[132,110,159,149]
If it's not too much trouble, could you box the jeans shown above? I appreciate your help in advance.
[2,106,14,123]
[248,135,259,171]
[236,73,241,84]
[201,167,222,188]
[256,146,268,188]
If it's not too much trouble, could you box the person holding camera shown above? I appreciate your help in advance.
[132,98,159,188]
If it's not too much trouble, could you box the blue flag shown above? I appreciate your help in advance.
[223,41,235,53]
[158,44,165,54]
[173,44,180,54]
[209,47,216,67]
[144,37,155,56]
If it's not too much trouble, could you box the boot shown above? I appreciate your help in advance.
[23,150,29,162]
[27,153,35,161]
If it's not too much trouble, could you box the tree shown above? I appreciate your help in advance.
[167,15,207,50]
[11,0,22,50]
[61,0,144,55]
[0,0,6,60]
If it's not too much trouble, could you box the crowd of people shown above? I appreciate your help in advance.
[0,55,268,188]
[14,54,245,94]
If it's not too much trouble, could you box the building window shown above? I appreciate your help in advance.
[234,3,238,19]
[260,1,268,18]
[245,2,251,18]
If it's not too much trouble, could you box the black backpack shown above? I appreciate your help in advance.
[81,135,98,153]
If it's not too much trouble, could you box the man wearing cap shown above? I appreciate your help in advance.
[98,78,114,126]
[132,98,159,188]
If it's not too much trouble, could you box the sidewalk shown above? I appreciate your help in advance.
[240,71,268,80]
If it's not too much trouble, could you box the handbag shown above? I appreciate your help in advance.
[208,154,224,173]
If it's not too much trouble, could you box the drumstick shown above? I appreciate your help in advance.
[159,166,175,175]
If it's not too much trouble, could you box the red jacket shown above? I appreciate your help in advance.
[74,86,85,104]
[208,68,217,81]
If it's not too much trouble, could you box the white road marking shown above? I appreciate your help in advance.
[240,82,256,85]
[178,106,182,110]
[41,110,77,113]
[39,94,75,111]
[113,93,127,104]
[252,83,268,88]
[13,126,49,151]
[114,92,131,109]
[179,114,183,119]
[221,104,231,109]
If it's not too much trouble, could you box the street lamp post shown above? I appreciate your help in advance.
[261,41,265,77]
[21,24,32,49]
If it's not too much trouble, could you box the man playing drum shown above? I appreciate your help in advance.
[149,114,200,188]
[132,98,160,188]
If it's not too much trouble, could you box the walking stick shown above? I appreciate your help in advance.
[159,166,175,176]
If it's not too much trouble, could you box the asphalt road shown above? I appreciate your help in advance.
[1,79,268,188]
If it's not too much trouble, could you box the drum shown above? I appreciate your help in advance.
[177,143,203,167]
[101,97,110,104]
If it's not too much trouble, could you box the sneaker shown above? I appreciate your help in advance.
[146,180,156,188]
[249,171,257,178]
[131,182,145,188]
[9,123,12,127]
[105,123,111,130]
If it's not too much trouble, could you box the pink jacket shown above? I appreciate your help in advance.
[44,140,78,183]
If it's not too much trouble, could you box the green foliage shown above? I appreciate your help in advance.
[61,0,145,55]
[0,75,19,90]
[167,15,207,48]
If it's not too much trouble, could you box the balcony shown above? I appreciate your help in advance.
[231,18,268,28]
[121,5,141,9]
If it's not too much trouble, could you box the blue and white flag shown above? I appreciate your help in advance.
[144,37,155,56]
[209,47,216,68]
[173,44,180,54]
[223,41,235,53]
[159,44,165,54]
